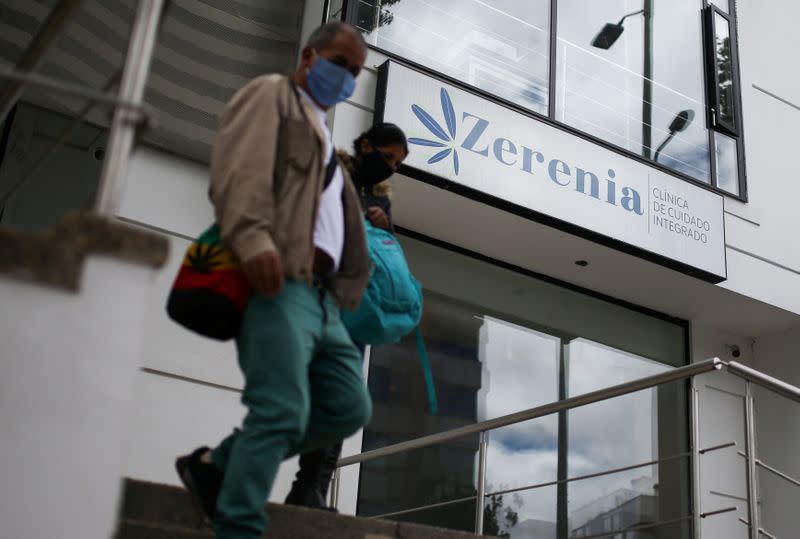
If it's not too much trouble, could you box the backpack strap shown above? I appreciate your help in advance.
[323,150,338,190]
[414,327,438,414]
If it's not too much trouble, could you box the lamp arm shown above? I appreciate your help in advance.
[653,132,675,163]
[617,9,645,26]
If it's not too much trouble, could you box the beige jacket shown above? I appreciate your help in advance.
[209,74,369,310]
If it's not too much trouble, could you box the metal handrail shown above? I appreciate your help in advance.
[727,361,800,403]
[367,452,691,521]
[0,67,153,125]
[334,357,800,536]
[337,357,723,468]
[737,451,800,488]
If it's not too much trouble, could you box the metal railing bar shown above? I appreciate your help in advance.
[728,361,800,403]
[710,490,747,502]
[691,384,702,539]
[485,451,690,498]
[0,0,87,124]
[737,451,800,488]
[759,528,779,539]
[0,66,153,124]
[570,514,693,539]
[700,441,737,454]
[704,383,746,399]
[366,451,695,523]
[756,459,800,488]
[329,468,341,510]
[474,431,488,534]
[744,381,760,539]
[95,0,167,214]
[737,518,778,539]
[700,506,738,518]
[367,494,477,520]
[0,72,121,206]
[337,358,722,468]
[94,0,167,214]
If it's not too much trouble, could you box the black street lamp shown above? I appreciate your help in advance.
[592,1,654,159]
[591,9,644,49]
[654,109,695,163]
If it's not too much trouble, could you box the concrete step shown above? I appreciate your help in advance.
[118,479,490,539]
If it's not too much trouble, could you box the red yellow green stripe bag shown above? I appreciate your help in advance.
[166,224,250,340]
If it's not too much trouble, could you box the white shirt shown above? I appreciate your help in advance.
[297,87,345,272]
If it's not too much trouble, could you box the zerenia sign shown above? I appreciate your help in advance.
[376,61,726,282]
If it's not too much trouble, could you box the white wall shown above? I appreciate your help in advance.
[0,257,158,539]
[721,0,800,307]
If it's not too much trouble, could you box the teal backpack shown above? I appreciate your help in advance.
[342,221,437,413]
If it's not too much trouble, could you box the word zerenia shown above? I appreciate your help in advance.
[459,112,644,216]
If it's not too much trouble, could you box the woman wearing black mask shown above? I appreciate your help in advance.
[342,122,409,231]
[284,123,408,510]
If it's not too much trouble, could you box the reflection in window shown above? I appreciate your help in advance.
[715,131,739,196]
[358,237,689,536]
[566,340,675,538]
[713,12,736,133]
[355,0,551,115]
[556,0,711,183]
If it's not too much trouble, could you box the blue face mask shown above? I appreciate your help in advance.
[306,53,356,108]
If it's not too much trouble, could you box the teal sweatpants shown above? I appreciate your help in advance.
[209,280,371,539]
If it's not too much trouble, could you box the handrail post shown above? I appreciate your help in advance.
[330,467,341,511]
[691,380,703,539]
[743,381,759,539]
[94,0,166,215]
[475,431,488,535]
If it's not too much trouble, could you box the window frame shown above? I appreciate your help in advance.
[703,4,740,137]
[335,0,748,202]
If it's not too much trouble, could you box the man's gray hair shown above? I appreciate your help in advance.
[306,21,366,51]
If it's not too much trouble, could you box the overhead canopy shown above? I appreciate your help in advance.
[0,0,304,161]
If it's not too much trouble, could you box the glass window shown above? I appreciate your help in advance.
[566,339,690,538]
[358,235,689,537]
[708,9,737,134]
[556,0,711,184]
[715,131,739,196]
[349,1,745,198]
[354,0,551,115]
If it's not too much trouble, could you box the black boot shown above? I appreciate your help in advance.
[285,442,343,511]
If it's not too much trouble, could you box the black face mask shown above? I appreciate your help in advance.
[355,151,395,188]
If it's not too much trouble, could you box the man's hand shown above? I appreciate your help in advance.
[366,206,390,230]
[242,250,284,297]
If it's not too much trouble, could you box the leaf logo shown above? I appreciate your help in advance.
[408,88,460,175]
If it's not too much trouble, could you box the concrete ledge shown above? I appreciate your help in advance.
[120,479,489,539]
[0,211,169,290]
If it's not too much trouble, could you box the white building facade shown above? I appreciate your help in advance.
[0,1,798,538]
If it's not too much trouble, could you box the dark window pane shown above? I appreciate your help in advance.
[556,1,711,183]
[714,12,736,132]
[357,0,550,115]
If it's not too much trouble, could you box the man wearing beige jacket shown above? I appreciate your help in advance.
[175,22,372,539]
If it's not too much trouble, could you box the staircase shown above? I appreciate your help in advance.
[117,479,490,539]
